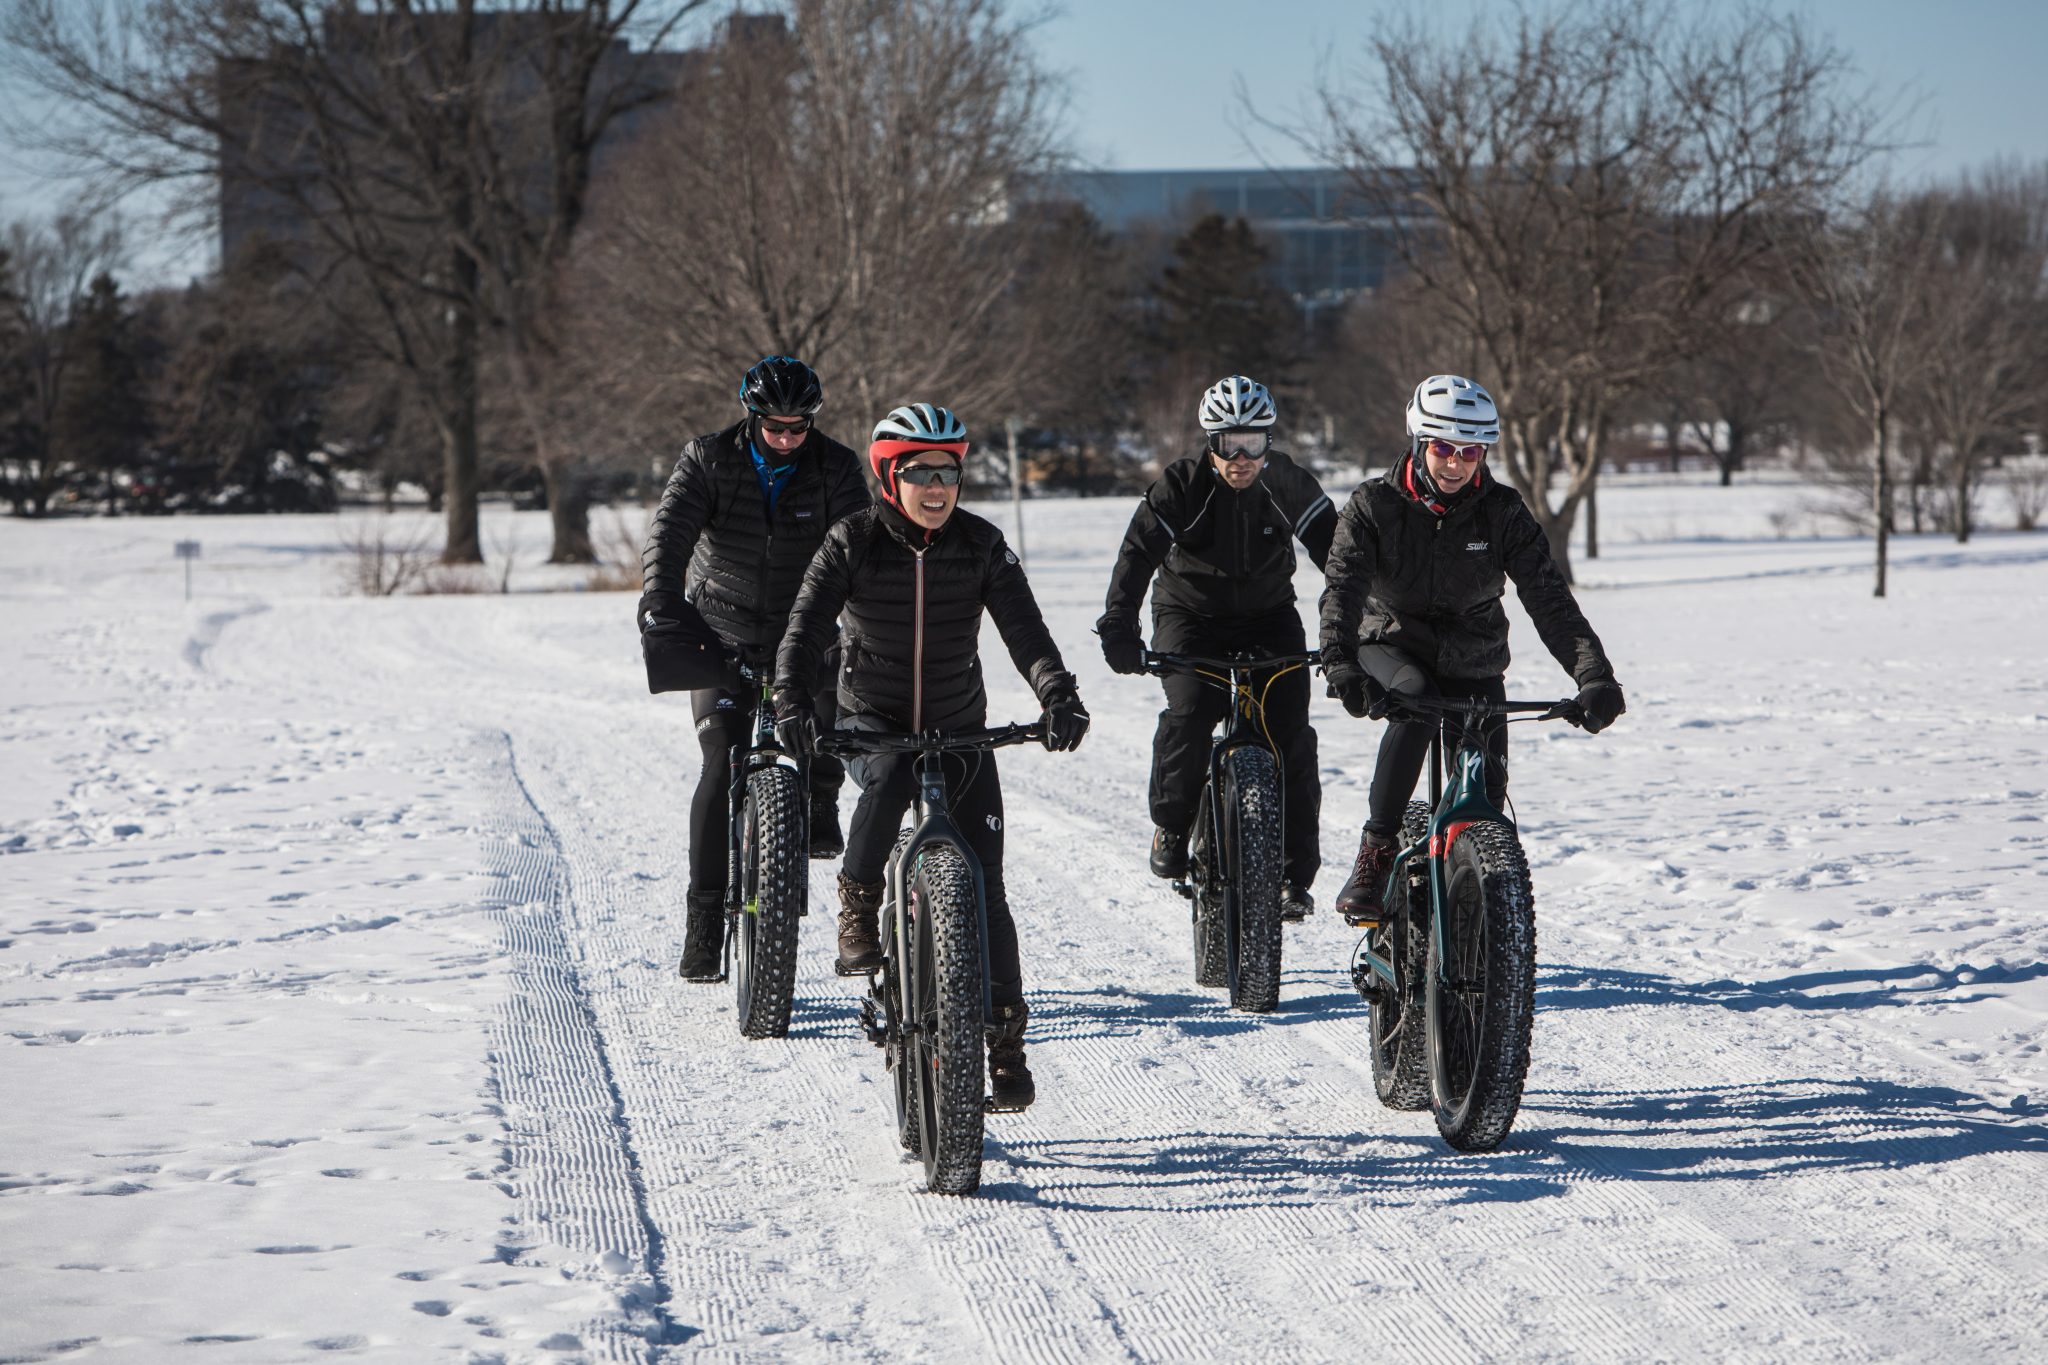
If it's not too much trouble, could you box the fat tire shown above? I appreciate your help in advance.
[1223,747,1284,1014]
[1425,819,1537,1152]
[907,844,986,1195]
[882,829,919,1156]
[1368,801,1433,1110]
[735,766,805,1040]
[1188,789,1226,988]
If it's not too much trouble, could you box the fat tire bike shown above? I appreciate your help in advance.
[1349,691,1584,1151]
[718,659,810,1040]
[814,722,1046,1197]
[1145,649,1318,1014]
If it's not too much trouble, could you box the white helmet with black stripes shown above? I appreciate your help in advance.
[1197,375,1277,432]
[1405,374,1501,446]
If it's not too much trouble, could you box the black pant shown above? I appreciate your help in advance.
[1150,609,1320,887]
[686,642,843,897]
[841,734,1022,1012]
[1359,644,1507,838]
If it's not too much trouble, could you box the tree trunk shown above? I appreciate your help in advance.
[1873,410,1891,598]
[1584,479,1599,560]
[440,240,484,564]
[1954,451,1974,544]
[544,459,596,564]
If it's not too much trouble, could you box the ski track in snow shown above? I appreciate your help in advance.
[3,486,2046,1362]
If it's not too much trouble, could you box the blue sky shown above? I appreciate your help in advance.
[1036,0,2047,178]
[4,0,2043,286]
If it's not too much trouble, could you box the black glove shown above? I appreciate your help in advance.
[637,590,686,634]
[1574,679,1626,734]
[772,695,818,756]
[1101,632,1145,676]
[1324,661,1370,719]
[1041,690,1091,752]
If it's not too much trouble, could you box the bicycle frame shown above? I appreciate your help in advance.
[1354,697,1563,997]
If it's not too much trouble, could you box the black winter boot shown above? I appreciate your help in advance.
[678,890,726,981]
[1334,832,1396,927]
[834,874,883,976]
[809,792,844,860]
[1149,826,1189,879]
[1279,881,1313,922]
[986,1000,1034,1112]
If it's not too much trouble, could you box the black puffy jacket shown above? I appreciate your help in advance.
[1319,453,1615,684]
[640,419,868,655]
[1099,449,1336,634]
[777,504,1076,732]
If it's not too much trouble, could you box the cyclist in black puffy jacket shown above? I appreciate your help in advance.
[774,403,1088,1111]
[638,357,869,981]
[1319,374,1626,925]
[1097,375,1337,920]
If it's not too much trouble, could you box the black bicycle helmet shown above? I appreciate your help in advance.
[739,356,824,417]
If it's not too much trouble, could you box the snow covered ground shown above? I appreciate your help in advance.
[3,476,2045,1363]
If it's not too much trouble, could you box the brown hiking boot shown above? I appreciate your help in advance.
[1334,832,1396,927]
[834,873,883,976]
[985,1001,1034,1112]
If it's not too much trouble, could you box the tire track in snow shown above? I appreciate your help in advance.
[482,730,692,1358]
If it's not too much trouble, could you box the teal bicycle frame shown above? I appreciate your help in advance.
[1352,696,1570,997]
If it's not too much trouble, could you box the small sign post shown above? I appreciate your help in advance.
[174,540,201,601]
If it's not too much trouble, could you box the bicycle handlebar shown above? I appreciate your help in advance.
[1374,693,1584,725]
[812,722,1048,758]
[1143,650,1319,676]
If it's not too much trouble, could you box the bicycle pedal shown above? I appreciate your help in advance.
[983,1096,1030,1114]
[1340,912,1388,929]
[833,961,883,979]
[1170,880,1195,901]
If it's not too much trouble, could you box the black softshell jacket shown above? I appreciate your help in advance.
[777,505,1076,732]
[1099,450,1336,631]
[1319,454,1615,683]
[640,419,867,654]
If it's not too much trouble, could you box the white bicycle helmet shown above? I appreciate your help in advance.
[1406,374,1500,446]
[1197,375,1277,432]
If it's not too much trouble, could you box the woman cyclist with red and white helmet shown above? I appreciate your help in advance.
[772,403,1089,1109]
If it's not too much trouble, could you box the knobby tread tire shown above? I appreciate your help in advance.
[883,829,919,1156]
[1189,790,1226,988]
[908,845,987,1195]
[1224,748,1284,1014]
[1425,819,1537,1152]
[736,766,805,1040]
[1369,801,1433,1111]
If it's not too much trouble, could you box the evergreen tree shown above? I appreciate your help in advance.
[51,273,150,512]
[1152,214,1301,386]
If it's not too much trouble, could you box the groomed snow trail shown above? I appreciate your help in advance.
[4,492,2045,1362]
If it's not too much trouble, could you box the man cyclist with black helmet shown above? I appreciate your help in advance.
[639,356,869,981]
[1098,375,1338,921]
[1319,374,1626,925]
[774,402,1090,1110]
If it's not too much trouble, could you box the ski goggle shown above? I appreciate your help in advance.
[758,415,813,436]
[1425,438,1487,462]
[895,463,963,488]
[1211,430,1270,461]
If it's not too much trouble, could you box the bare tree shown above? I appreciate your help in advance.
[564,0,1079,448]
[2,0,702,561]
[1301,0,1887,577]
[1904,167,2048,543]
[1782,188,1948,596]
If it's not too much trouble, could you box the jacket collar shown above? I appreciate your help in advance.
[877,501,953,548]
[1392,450,1485,517]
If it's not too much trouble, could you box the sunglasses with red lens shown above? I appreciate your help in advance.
[759,415,813,436]
[1426,438,1486,462]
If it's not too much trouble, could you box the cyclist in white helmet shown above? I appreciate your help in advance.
[1098,374,1338,919]
[1319,374,1626,924]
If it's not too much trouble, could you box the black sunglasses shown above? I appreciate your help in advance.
[759,415,813,436]
[896,463,963,487]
